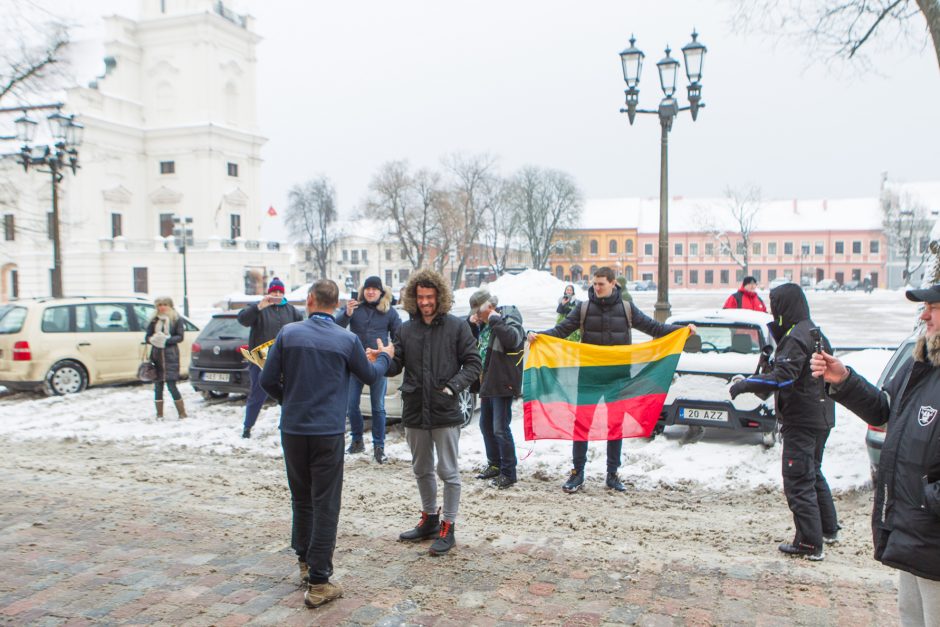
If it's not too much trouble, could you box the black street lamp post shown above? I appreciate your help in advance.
[619,32,707,322]
[172,215,194,317]
[4,104,83,298]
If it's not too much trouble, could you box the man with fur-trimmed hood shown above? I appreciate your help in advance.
[812,285,940,625]
[381,269,481,556]
[337,275,402,463]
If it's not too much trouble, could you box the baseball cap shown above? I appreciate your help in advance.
[468,288,492,313]
[905,284,940,303]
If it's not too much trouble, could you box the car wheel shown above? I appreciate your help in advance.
[43,360,88,396]
[201,390,228,401]
[458,390,477,428]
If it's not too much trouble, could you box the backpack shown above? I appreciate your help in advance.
[579,299,632,339]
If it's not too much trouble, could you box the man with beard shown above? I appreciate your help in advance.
[381,269,481,556]
[811,285,940,625]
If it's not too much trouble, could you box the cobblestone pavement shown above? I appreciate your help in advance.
[0,438,898,626]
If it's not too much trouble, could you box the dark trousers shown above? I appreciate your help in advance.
[780,425,839,549]
[153,380,181,401]
[281,432,345,584]
[479,396,517,480]
[572,439,623,474]
[244,365,267,429]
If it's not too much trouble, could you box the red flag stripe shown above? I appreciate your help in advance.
[523,394,667,441]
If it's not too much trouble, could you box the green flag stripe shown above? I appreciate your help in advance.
[522,354,680,405]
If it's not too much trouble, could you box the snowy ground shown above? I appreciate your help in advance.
[0,271,917,493]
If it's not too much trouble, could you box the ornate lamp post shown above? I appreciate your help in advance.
[619,32,707,321]
[10,105,83,298]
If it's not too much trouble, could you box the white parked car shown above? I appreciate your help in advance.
[657,309,779,447]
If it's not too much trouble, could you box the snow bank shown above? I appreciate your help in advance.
[0,348,891,492]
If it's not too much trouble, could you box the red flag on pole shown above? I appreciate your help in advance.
[267,205,277,217]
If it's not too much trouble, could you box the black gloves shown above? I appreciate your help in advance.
[729,380,748,400]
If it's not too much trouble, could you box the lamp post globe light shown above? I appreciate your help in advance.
[619,31,707,322]
[7,104,83,298]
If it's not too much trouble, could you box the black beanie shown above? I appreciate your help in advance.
[363,276,383,292]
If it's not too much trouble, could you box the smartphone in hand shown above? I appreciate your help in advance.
[351,290,359,301]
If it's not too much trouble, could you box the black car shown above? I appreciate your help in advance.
[189,313,251,399]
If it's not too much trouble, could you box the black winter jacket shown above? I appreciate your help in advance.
[540,285,680,346]
[829,333,940,581]
[388,313,482,429]
[336,287,402,349]
[734,283,835,429]
[145,316,184,382]
[469,305,525,398]
[237,301,304,350]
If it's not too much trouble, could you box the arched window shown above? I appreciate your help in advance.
[626,266,634,281]
[609,240,618,254]
[590,265,598,276]
[590,240,598,255]
[626,239,634,254]
[555,265,564,280]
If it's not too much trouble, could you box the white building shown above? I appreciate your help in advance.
[0,0,290,309]
[292,219,415,296]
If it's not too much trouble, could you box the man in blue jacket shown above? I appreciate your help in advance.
[261,279,393,609]
[337,275,402,462]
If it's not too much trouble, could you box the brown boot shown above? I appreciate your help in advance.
[155,400,164,418]
[174,398,187,418]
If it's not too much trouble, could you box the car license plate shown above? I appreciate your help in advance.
[680,407,728,422]
[204,372,230,382]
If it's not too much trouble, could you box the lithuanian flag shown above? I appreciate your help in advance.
[523,328,690,441]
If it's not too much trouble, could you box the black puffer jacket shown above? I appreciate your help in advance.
[829,332,940,580]
[469,305,525,398]
[145,316,184,382]
[388,269,483,429]
[237,301,304,349]
[540,284,680,346]
[734,283,835,429]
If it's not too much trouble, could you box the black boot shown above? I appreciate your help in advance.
[374,446,387,464]
[778,541,824,561]
[429,520,455,556]
[475,463,500,480]
[242,427,251,439]
[399,510,440,541]
[347,438,365,454]
[605,472,626,492]
[562,468,584,493]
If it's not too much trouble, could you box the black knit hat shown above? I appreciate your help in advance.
[363,275,383,292]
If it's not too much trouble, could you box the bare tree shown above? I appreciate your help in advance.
[508,166,583,272]
[0,2,71,105]
[480,178,520,276]
[364,161,441,270]
[700,186,762,277]
[882,186,934,283]
[285,176,340,281]
[442,153,499,290]
[730,0,940,72]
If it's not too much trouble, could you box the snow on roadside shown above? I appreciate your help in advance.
[0,348,891,492]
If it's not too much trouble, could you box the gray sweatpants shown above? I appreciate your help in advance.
[405,426,461,523]
[899,570,940,627]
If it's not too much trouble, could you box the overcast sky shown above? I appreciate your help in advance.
[43,1,940,221]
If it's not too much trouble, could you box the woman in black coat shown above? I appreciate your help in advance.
[145,296,186,419]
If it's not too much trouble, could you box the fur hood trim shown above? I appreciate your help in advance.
[913,333,940,367]
[401,269,453,319]
[374,286,394,313]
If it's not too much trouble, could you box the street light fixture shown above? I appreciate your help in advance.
[11,106,83,298]
[172,215,194,317]
[619,31,707,322]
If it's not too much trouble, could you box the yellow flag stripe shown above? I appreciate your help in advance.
[525,327,690,369]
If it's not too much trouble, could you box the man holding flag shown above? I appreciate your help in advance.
[527,267,692,493]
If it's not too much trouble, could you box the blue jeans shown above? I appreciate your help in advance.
[346,376,388,447]
[244,364,267,430]
[572,439,623,474]
[479,396,517,481]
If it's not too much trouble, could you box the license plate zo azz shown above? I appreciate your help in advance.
[680,407,728,422]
